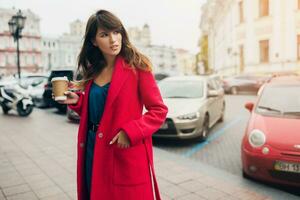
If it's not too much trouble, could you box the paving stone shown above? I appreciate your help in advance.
[33,185,63,199]
[6,191,38,200]
[178,180,208,193]
[161,184,190,199]
[2,184,31,197]
[195,187,229,200]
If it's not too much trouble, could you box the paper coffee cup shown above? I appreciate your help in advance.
[51,76,69,101]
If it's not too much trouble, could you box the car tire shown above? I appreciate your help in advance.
[230,87,238,95]
[242,170,250,179]
[218,103,225,123]
[200,115,209,141]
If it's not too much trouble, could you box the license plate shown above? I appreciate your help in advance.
[160,122,168,129]
[274,161,300,173]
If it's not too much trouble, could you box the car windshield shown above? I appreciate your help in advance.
[256,85,300,117]
[158,80,204,98]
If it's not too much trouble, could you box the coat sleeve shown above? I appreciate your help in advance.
[120,69,168,146]
[67,92,84,116]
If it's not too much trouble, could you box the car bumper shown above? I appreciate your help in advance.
[242,146,300,187]
[153,117,204,139]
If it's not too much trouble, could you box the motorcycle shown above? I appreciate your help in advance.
[0,83,34,116]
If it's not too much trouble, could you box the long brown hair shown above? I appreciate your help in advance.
[76,10,152,88]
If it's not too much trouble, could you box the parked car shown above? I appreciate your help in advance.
[43,69,74,113]
[154,75,225,140]
[0,74,48,87]
[154,73,169,82]
[241,75,300,187]
[222,74,271,95]
[67,106,80,122]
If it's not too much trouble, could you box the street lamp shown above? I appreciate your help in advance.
[8,9,26,79]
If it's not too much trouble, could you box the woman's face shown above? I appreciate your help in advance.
[93,28,122,57]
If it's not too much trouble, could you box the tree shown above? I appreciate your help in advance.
[197,35,209,74]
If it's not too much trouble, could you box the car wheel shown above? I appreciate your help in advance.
[218,103,225,123]
[242,170,250,179]
[230,87,238,95]
[200,115,209,141]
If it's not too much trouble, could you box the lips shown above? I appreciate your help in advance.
[110,45,119,50]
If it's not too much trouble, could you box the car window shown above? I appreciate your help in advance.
[207,80,215,90]
[208,78,221,90]
[158,80,204,98]
[256,85,300,118]
[48,70,74,86]
[49,71,73,81]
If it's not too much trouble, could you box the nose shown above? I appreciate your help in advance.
[109,33,117,43]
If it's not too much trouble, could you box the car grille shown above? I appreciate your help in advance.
[155,118,177,135]
[281,153,300,158]
[269,170,300,183]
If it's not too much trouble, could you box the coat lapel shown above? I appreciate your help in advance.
[105,56,130,109]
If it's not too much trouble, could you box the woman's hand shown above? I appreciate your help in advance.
[110,130,130,148]
[52,91,79,105]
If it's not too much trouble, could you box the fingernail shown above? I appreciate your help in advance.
[109,141,112,145]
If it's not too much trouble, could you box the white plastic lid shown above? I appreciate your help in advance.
[51,76,68,82]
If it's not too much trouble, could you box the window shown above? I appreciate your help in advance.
[259,0,269,17]
[239,45,244,71]
[297,35,300,60]
[239,1,244,23]
[259,40,269,63]
[5,54,8,65]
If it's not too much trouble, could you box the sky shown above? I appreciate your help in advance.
[0,0,207,53]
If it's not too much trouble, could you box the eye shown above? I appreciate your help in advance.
[99,32,108,37]
[113,30,120,34]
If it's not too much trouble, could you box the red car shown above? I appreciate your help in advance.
[241,76,300,187]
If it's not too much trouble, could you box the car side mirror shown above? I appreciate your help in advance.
[245,102,254,112]
[207,90,219,98]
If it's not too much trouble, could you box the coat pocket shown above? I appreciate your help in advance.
[113,143,149,186]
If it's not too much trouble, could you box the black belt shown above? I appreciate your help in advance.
[88,122,99,132]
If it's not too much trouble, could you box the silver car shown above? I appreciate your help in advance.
[154,75,225,140]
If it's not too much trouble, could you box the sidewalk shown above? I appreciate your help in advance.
[0,110,299,200]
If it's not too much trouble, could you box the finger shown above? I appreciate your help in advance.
[64,91,71,96]
[109,133,119,145]
[120,143,127,149]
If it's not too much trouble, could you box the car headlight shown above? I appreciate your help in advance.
[177,112,200,120]
[248,129,266,148]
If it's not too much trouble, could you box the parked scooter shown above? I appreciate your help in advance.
[0,84,34,116]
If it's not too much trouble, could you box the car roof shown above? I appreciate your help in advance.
[267,75,300,85]
[162,75,217,82]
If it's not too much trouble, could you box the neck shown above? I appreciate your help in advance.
[104,54,117,69]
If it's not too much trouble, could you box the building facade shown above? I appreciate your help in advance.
[200,0,300,75]
[0,8,42,75]
[128,24,195,76]
[41,19,84,71]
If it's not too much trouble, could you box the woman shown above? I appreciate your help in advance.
[56,10,168,200]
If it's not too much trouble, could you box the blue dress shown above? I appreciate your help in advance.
[85,81,110,197]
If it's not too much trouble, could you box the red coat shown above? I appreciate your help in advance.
[69,56,168,200]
